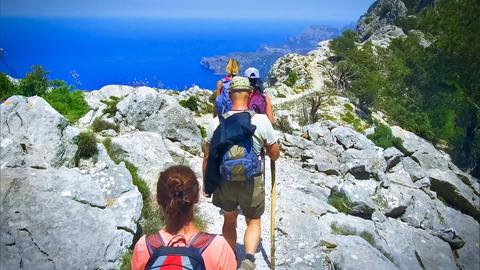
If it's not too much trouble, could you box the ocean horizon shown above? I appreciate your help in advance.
[0,17,350,91]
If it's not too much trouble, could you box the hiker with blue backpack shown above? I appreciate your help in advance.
[203,76,280,270]
[214,58,239,116]
[244,67,275,124]
[131,165,237,270]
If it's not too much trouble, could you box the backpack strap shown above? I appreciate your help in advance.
[145,232,166,256]
[188,232,217,254]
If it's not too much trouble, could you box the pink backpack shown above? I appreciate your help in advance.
[248,90,267,114]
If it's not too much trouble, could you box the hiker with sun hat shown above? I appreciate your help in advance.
[203,76,280,270]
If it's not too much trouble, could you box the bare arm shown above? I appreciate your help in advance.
[265,143,280,161]
[202,143,211,197]
[202,143,209,177]
[215,80,222,97]
[264,94,275,124]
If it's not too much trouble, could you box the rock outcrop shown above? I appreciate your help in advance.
[1,96,143,269]
[271,121,479,269]
[357,0,408,42]
[1,96,79,169]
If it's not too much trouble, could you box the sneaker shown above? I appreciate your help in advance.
[238,258,256,270]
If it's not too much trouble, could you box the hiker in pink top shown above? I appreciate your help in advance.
[131,165,236,270]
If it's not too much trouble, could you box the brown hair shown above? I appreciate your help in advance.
[157,165,199,234]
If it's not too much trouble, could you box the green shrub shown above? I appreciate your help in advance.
[101,96,121,117]
[328,193,352,214]
[179,96,200,112]
[0,73,18,101]
[277,93,287,98]
[91,118,119,133]
[198,125,207,139]
[341,111,366,132]
[368,124,403,149]
[119,250,132,270]
[1,67,90,123]
[284,70,298,87]
[74,130,98,165]
[18,65,49,97]
[43,81,90,123]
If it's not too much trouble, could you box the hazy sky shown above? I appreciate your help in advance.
[1,0,375,22]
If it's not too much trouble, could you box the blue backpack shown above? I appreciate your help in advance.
[215,77,233,115]
[219,111,263,182]
[144,232,216,270]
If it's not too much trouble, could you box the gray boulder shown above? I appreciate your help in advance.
[374,216,457,270]
[340,148,387,179]
[109,131,174,192]
[115,88,202,154]
[401,157,426,181]
[1,96,79,169]
[391,127,450,171]
[383,147,404,171]
[366,25,406,48]
[436,206,480,270]
[328,236,397,270]
[82,84,135,109]
[329,180,379,217]
[331,126,374,150]
[0,166,142,269]
[427,169,480,220]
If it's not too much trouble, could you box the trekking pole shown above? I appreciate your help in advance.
[270,159,276,270]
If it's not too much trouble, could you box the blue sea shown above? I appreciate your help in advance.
[0,17,341,90]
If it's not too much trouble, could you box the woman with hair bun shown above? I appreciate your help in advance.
[131,165,236,270]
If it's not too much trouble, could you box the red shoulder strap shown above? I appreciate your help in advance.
[145,233,165,255]
[188,232,217,254]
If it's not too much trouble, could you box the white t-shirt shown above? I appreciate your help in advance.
[206,111,278,154]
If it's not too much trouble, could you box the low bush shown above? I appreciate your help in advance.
[367,123,403,149]
[1,67,90,123]
[179,96,200,112]
[198,125,207,139]
[91,118,119,133]
[0,73,18,101]
[101,96,121,117]
[43,80,90,123]
[284,70,298,87]
[119,250,132,270]
[74,130,98,165]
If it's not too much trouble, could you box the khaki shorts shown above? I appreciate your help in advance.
[212,175,265,219]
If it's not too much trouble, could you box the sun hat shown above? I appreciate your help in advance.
[228,76,253,92]
[244,67,260,79]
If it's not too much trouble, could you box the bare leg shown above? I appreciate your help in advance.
[244,218,261,255]
[223,210,238,252]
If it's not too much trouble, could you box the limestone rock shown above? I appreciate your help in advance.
[1,96,79,169]
[109,131,174,192]
[427,169,480,220]
[115,88,202,154]
[331,126,374,150]
[357,0,408,41]
[0,166,142,269]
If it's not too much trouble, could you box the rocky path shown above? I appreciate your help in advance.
[198,157,275,270]
[271,42,328,107]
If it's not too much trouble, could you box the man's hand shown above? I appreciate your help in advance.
[202,187,212,198]
[266,143,280,161]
